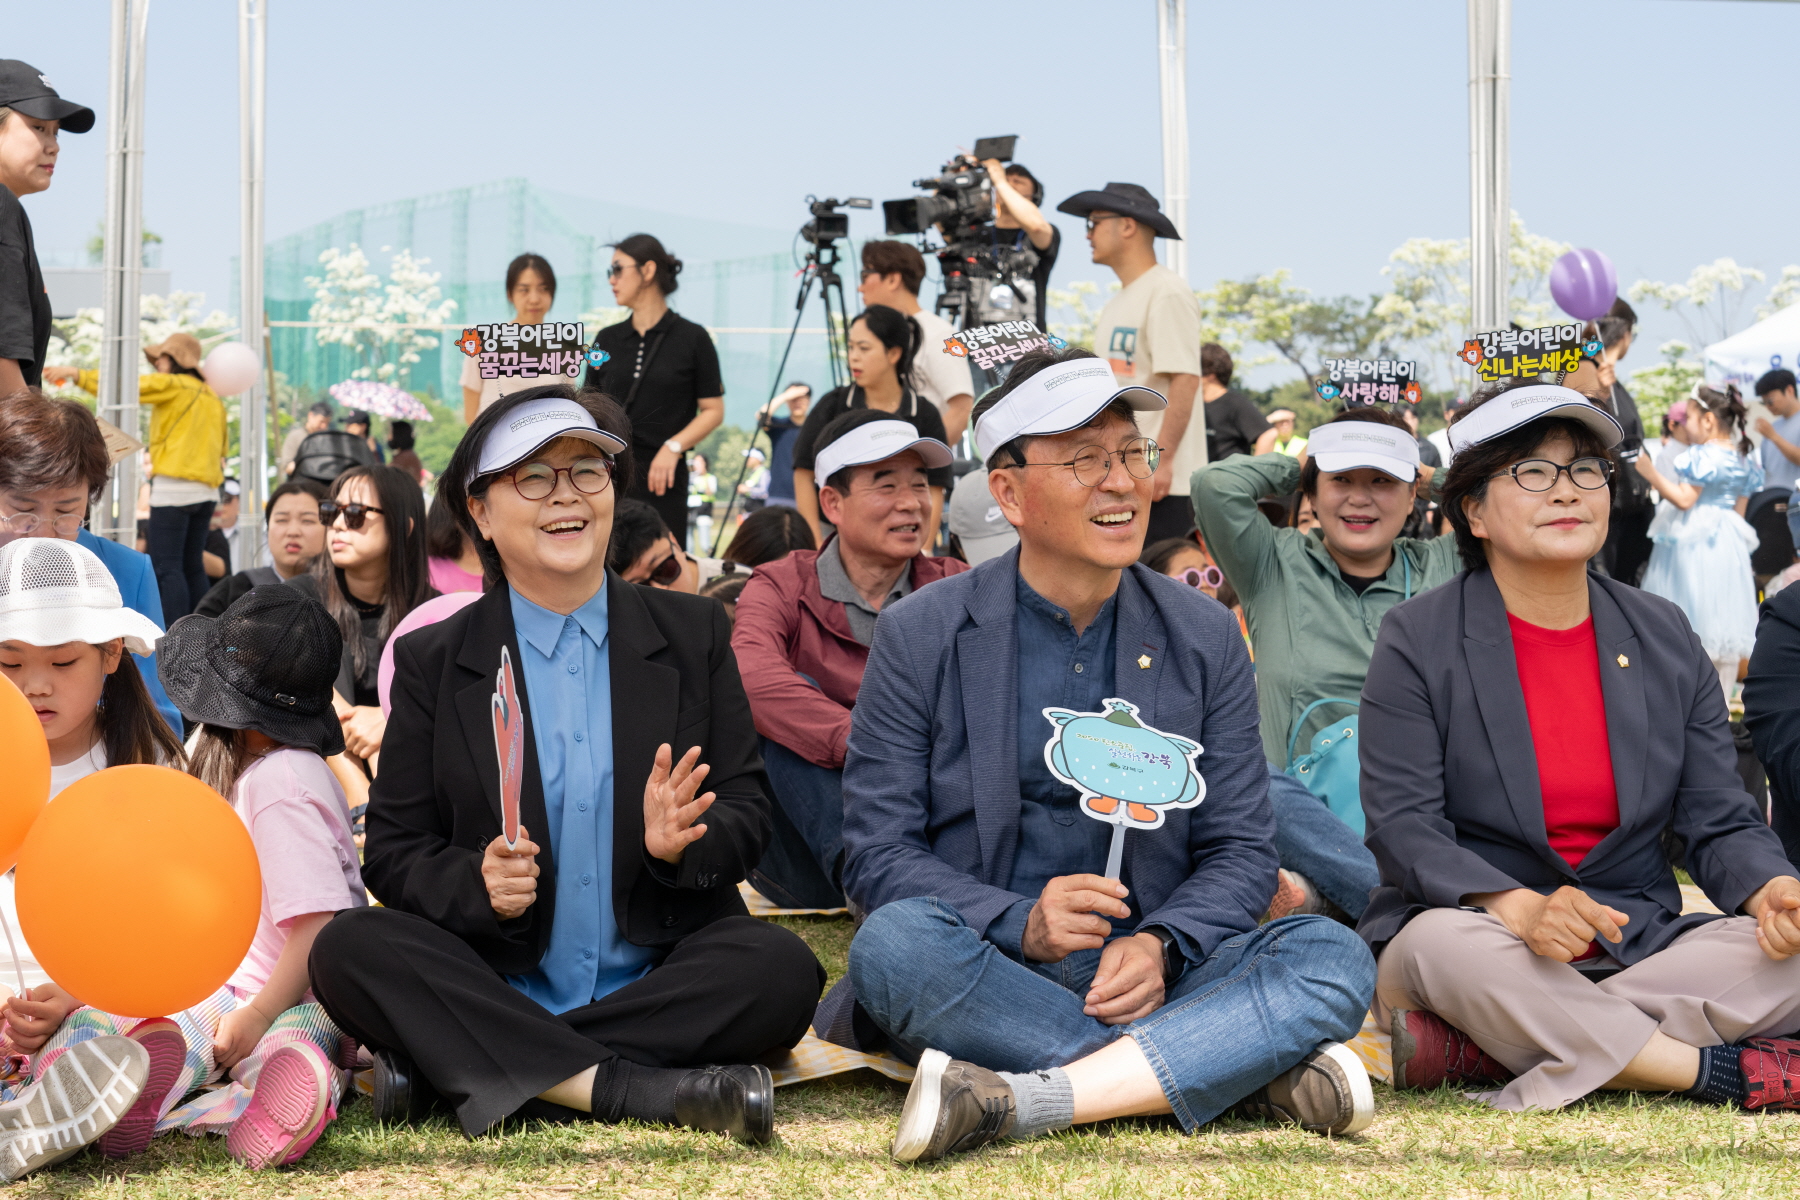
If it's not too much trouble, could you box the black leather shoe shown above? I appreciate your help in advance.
[371,1048,443,1125]
[672,1064,775,1144]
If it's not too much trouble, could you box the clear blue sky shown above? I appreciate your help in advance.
[11,0,1798,385]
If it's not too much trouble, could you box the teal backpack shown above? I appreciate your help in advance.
[1281,553,1413,837]
[1285,698,1364,836]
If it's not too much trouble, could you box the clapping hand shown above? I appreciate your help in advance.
[644,744,714,865]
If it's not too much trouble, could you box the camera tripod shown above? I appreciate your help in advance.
[708,206,857,555]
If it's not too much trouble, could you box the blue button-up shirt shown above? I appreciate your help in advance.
[504,586,658,1012]
[988,573,1125,952]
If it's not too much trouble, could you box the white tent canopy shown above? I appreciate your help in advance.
[1705,302,1800,392]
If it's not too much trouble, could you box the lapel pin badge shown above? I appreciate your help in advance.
[1617,654,1630,668]
[1137,654,1152,669]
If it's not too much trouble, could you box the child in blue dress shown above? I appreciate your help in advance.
[1635,383,1762,700]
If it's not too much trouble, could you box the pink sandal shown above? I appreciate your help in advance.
[226,1042,336,1169]
[96,1018,187,1159]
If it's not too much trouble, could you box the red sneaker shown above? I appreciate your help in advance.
[1741,1037,1800,1110]
[1390,1008,1513,1090]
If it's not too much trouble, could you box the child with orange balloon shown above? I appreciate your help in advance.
[1,586,367,1171]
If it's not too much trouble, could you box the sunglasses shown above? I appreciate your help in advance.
[647,538,686,587]
[1085,215,1124,234]
[606,261,637,279]
[1179,565,1225,591]
[320,500,384,531]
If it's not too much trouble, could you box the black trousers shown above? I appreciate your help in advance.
[1603,505,1654,587]
[310,906,823,1135]
[629,443,690,539]
[147,499,215,622]
[1145,494,1196,544]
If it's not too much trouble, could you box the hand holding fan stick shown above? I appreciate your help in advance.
[492,647,525,850]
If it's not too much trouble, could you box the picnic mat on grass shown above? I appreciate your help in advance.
[739,879,849,918]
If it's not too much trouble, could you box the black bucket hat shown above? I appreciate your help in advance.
[159,586,346,756]
[0,61,95,134]
[1055,181,1182,240]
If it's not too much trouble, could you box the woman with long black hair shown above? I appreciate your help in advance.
[789,305,951,545]
[286,464,434,765]
[584,234,724,540]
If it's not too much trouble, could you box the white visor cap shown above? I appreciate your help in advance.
[814,419,953,487]
[1307,420,1420,482]
[1446,384,1623,457]
[468,395,629,485]
[973,358,1165,460]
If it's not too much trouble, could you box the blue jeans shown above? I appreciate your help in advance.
[1267,765,1381,919]
[751,737,847,909]
[849,897,1374,1131]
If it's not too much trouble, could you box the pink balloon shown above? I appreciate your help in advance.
[199,341,261,396]
[1550,248,1618,322]
[378,592,481,717]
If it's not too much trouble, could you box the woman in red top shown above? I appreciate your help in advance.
[1358,376,1800,1114]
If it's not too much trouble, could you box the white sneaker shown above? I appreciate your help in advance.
[0,1036,150,1181]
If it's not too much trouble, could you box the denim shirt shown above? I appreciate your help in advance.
[988,573,1124,953]
[504,586,658,1012]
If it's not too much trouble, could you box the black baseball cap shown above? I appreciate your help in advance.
[0,61,94,134]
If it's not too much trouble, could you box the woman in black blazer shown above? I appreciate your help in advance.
[1360,377,1800,1114]
[309,384,822,1143]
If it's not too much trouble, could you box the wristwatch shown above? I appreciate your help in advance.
[664,438,684,455]
[1144,926,1184,985]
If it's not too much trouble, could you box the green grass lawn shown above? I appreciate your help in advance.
[15,914,1800,1199]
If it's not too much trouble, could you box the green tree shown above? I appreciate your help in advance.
[1625,341,1704,430]
[1207,271,1389,389]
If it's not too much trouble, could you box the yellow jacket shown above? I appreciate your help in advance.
[76,368,226,486]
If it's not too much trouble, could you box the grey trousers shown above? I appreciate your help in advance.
[1376,907,1800,1111]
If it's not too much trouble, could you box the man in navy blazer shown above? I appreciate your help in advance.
[838,350,1377,1164]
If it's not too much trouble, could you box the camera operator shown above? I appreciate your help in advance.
[859,242,975,443]
[970,159,1059,334]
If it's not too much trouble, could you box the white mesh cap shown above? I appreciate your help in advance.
[0,539,165,655]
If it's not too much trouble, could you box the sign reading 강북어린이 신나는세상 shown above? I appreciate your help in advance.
[1456,324,1603,383]
[453,322,609,381]
[942,321,1067,373]
[1314,359,1422,406]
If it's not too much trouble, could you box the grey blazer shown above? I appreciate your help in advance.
[1357,568,1792,965]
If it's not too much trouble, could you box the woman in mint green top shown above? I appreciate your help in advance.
[1191,408,1461,771]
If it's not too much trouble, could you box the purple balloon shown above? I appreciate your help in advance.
[1550,248,1618,322]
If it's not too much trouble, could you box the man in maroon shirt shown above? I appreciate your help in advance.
[731,410,966,907]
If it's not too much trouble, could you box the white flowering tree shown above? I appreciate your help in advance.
[1372,215,1568,389]
[1627,341,1705,429]
[43,290,236,395]
[306,244,457,384]
[1628,259,1772,348]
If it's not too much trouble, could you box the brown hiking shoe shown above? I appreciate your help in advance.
[1232,1042,1373,1135]
[890,1049,1017,1163]
[1390,1008,1512,1090]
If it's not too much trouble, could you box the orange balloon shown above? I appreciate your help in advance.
[16,765,260,1017]
[0,673,50,874]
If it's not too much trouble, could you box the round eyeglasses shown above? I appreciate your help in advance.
[1490,457,1614,492]
[0,511,85,539]
[504,457,615,501]
[1179,564,1225,591]
[1002,437,1161,488]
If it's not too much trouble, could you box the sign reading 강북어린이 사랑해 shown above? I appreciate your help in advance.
[1457,324,1603,383]
[453,322,608,381]
[942,321,1067,373]
[1314,359,1422,406]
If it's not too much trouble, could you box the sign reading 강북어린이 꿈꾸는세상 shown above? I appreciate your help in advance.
[942,321,1067,373]
[454,322,609,381]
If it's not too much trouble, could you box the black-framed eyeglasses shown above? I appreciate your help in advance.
[1001,437,1160,487]
[1084,215,1124,234]
[320,501,384,530]
[606,261,637,280]
[504,458,615,501]
[1490,457,1614,492]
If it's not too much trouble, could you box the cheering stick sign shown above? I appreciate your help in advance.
[492,647,525,849]
[1041,698,1204,880]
